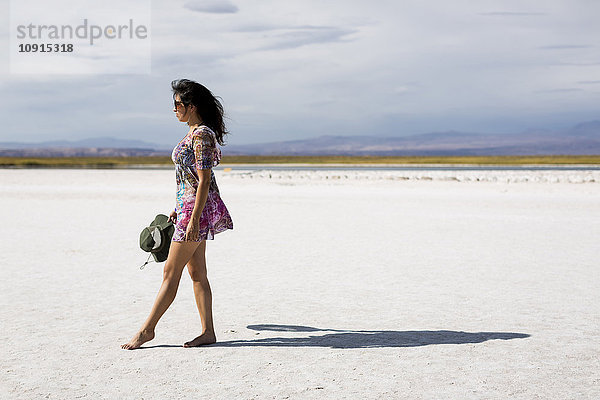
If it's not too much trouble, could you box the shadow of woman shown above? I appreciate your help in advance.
[201,324,530,349]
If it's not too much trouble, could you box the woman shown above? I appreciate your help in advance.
[121,79,234,350]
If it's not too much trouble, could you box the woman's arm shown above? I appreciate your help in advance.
[189,127,216,225]
[191,169,211,221]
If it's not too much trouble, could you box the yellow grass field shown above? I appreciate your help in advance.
[1,155,600,167]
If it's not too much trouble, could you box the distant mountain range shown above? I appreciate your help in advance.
[224,120,600,156]
[0,137,168,157]
[1,120,599,156]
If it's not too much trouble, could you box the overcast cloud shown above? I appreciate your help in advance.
[1,0,599,146]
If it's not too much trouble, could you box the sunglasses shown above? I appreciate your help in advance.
[174,100,187,109]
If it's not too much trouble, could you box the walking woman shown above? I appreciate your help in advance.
[121,79,234,350]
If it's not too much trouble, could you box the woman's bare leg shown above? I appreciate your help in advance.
[121,240,201,350]
[183,240,217,347]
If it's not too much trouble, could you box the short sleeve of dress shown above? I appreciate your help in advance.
[192,128,217,170]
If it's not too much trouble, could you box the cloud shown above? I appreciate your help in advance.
[183,0,238,14]
[538,45,593,50]
[393,84,421,96]
[478,12,547,16]
[256,26,358,51]
[552,61,600,66]
[231,24,359,50]
[3,0,600,145]
[533,88,583,94]
[233,23,281,32]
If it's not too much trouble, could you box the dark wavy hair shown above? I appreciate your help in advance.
[171,79,229,145]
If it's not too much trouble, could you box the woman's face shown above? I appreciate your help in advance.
[173,94,192,123]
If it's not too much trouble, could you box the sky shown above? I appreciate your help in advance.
[1,0,599,147]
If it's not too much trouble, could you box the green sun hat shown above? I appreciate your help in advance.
[140,214,175,265]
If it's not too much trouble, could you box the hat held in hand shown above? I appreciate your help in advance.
[140,214,175,264]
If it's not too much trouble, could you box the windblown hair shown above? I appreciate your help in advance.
[171,79,229,145]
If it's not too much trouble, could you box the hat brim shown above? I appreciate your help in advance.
[151,224,174,262]
[140,214,175,263]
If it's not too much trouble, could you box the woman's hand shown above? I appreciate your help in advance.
[168,210,177,223]
[185,217,200,241]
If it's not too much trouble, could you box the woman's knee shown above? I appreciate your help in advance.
[163,241,202,281]
[163,261,183,281]
[187,258,207,282]
[187,267,208,284]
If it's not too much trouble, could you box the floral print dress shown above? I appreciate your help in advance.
[171,125,233,242]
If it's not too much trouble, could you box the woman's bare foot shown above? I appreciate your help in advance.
[183,331,216,347]
[121,329,155,350]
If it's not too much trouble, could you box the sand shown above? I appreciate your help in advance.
[1,168,599,399]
